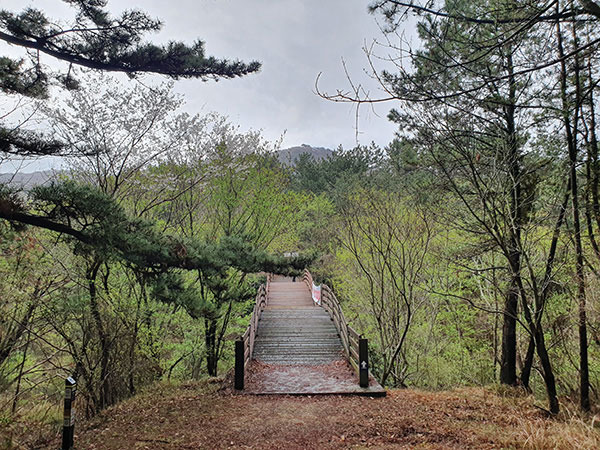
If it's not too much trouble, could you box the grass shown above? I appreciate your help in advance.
[0,392,62,449]
[518,403,600,449]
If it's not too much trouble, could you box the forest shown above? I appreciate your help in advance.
[2,0,600,448]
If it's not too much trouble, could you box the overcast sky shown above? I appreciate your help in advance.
[2,0,402,170]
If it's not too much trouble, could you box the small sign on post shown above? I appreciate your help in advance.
[62,376,76,450]
[359,338,369,388]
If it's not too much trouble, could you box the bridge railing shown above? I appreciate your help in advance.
[235,273,271,390]
[303,269,370,387]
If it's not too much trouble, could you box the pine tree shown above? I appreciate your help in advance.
[361,0,566,414]
[0,0,260,156]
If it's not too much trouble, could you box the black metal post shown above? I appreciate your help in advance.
[234,339,245,390]
[61,376,76,450]
[359,338,369,388]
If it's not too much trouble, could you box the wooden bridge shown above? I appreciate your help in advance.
[234,270,385,396]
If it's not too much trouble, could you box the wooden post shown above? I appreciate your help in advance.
[234,339,244,390]
[61,376,76,450]
[359,338,369,388]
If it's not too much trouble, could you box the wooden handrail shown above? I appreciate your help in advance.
[235,273,272,390]
[302,269,362,372]
[243,273,271,364]
[302,269,313,292]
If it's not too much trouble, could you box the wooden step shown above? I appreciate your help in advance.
[253,283,344,365]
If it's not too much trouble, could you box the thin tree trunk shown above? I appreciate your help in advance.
[534,326,560,414]
[87,259,111,411]
[586,57,600,237]
[521,184,570,388]
[128,275,146,396]
[514,274,560,414]
[520,336,535,391]
[205,318,218,376]
[501,48,520,387]
[0,301,36,368]
[501,281,519,385]
[12,328,31,414]
[557,16,590,411]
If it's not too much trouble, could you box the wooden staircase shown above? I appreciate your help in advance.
[235,272,386,395]
[252,277,345,365]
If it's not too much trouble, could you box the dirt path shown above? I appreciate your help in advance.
[44,382,599,449]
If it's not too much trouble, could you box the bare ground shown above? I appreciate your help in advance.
[8,381,600,449]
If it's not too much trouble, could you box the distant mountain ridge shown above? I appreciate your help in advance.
[0,145,332,187]
[0,170,58,190]
[276,144,332,166]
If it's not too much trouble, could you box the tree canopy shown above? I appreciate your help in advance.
[0,0,260,156]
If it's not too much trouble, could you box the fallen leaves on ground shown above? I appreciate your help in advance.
[39,381,600,449]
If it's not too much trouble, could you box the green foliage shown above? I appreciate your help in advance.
[332,188,436,386]
[290,143,384,194]
[0,56,48,98]
[26,180,308,277]
[148,140,316,375]
[294,193,336,254]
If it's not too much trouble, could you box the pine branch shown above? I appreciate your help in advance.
[371,0,584,25]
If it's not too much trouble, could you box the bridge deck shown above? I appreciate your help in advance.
[244,276,386,395]
[253,279,345,365]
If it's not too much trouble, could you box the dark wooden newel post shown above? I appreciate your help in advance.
[62,376,76,450]
[235,339,245,390]
[359,338,369,388]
